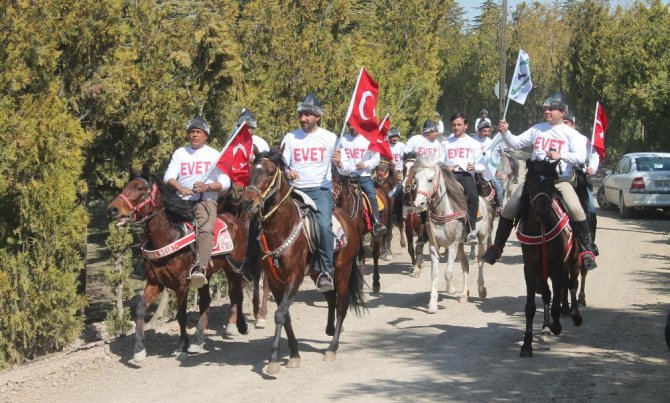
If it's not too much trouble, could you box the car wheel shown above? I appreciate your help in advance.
[619,192,633,218]
[596,186,613,210]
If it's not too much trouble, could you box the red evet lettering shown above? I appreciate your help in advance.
[294,147,326,162]
[535,137,566,153]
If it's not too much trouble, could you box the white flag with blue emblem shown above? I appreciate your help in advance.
[509,49,532,105]
[478,133,508,180]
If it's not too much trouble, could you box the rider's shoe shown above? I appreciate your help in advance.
[373,222,387,237]
[464,232,478,245]
[316,273,334,292]
[189,265,208,289]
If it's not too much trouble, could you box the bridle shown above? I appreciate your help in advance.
[115,177,161,224]
[246,158,294,221]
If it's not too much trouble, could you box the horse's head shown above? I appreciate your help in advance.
[242,150,287,216]
[407,158,442,213]
[401,152,418,205]
[373,158,393,186]
[107,170,160,226]
[524,159,560,225]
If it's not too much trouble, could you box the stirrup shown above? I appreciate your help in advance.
[373,222,387,237]
[316,272,334,292]
[189,265,208,288]
[465,232,478,245]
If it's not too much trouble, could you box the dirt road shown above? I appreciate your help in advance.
[2,192,669,402]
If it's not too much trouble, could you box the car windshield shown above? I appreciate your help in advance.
[635,156,670,172]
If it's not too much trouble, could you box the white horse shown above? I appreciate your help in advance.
[407,160,494,313]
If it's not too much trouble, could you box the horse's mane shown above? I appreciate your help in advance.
[256,150,289,174]
[132,173,195,222]
[412,157,468,215]
[404,151,418,161]
[517,159,559,225]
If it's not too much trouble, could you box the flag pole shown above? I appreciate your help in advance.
[335,67,364,150]
[378,114,389,131]
[588,101,599,167]
[200,122,246,181]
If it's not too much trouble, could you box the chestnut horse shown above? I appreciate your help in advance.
[107,171,251,362]
[516,159,583,357]
[241,151,364,375]
[372,157,407,259]
[401,152,428,270]
[332,170,390,293]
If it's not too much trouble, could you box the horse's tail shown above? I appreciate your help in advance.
[346,256,367,316]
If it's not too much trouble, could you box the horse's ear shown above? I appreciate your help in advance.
[141,163,152,177]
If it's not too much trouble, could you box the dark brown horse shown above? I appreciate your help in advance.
[332,170,390,293]
[400,152,428,270]
[516,159,583,357]
[107,170,251,362]
[240,151,365,375]
[372,157,407,258]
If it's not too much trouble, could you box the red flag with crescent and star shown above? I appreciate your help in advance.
[592,102,607,160]
[369,114,393,160]
[216,122,253,186]
[346,68,380,143]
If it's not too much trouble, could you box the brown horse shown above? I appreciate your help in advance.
[240,151,365,375]
[107,170,252,362]
[516,159,583,357]
[372,157,407,258]
[332,170,390,293]
[400,152,428,270]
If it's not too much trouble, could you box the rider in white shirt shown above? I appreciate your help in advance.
[281,93,340,292]
[473,120,505,208]
[164,115,231,288]
[442,112,484,245]
[404,119,445,163]
[482,93,597,271]
[337,125,387,237]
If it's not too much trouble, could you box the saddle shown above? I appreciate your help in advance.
[140,218,234,260]
[291,190,348,252]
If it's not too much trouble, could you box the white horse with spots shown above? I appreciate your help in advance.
[406,159,494,313]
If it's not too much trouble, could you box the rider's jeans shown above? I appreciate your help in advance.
[300,187,334,275]
[360,176,381,221]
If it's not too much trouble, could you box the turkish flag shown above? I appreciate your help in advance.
[216,122,253,186]
[347,68,380,143]
[369,114,393,160]
[592,102,607,160]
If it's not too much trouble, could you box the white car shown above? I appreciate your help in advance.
[597,152,670,218]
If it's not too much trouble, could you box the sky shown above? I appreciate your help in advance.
[457,0,665,22]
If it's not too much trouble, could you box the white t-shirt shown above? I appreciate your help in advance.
[390,141,405,171]
[163,145,230,201]
[503,122,587,179]
[281,126,339,189]
[252,135,270,153]
[337,133,379,177]
[442,134,484,174]
[404,134,445,163]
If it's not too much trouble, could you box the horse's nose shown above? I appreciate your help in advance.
[108,207,119,220]
[413,198,426,210]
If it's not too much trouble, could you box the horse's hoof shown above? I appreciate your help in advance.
[224,324,240,336]
[400,240,407,248]
[572,315,583,327]
[478,287,487,300]
[447,287,456,295]
[550,323,562,335]
[133,349,147,362]
[287,357,301,368]
[255,318,266,329]
[520,347,533,358]
[459,295,468,304]
[323,351,337,362]
[578,298,586,307]
[372,284,380,293]
[411,270,420,278]
[266,362,281,375]
[187,344,202,354]
[428,303,438,314]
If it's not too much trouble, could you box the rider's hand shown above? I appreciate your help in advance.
[287,170,300,180]
[192,181,209,193]
[547,149,561,160]
[179,185,194,196]
[586,166,595,175]
[466,162,475,172]
[356,162,366,170]
[498,120,509,133]
[333,149,342,168]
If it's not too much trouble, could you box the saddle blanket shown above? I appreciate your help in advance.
[141,218,234,260]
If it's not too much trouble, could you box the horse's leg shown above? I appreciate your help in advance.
[405,216,416,266]
[256,272,270,329]
[411,239,425,278]
[476,234,487,299]
[372,238,381,293]
[399,220,407,248]
[444,244,458,296]
[382,227,393,261]
[569,267,583,327]
[228,272,249,335]
[520,264,536,358]
[358,243,367,274]
[266,282,300,375]
[456,244,469,303]
[428,243,440,314]
[175,287,189,354]
[578,268,587,306]
[324,279,350,361]
[133,282,162,362]
[188,284,211,354]
[324,288,337,336]
[549,274,563,336]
